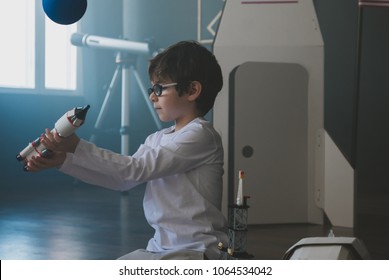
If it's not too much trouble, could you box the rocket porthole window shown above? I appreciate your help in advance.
[242,145,254,158]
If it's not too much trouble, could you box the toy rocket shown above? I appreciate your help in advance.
[220,169,253,259]
[16,105,90,169]
[236,170,245,205]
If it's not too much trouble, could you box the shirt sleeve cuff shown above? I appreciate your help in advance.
[58,138,87,172]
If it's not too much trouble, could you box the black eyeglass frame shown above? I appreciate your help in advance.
[147,83,178,97]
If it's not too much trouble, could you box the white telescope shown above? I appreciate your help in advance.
[71,33,151,56]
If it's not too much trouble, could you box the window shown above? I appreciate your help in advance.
[0,0,79,94]
[45,17,77,90]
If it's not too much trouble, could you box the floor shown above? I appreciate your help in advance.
[0,176,383,260]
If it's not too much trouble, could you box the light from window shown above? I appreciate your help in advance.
[0,0,78,92]
[0,1,35,89]
[45,18,77,90]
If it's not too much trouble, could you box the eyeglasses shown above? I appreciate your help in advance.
[147,83,178,97]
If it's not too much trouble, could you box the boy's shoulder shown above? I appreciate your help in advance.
[179,118,221,142]
[147,118,218,141]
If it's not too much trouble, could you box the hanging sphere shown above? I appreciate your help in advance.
[42,0,87,25]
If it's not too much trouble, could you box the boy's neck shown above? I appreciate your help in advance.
[174,113,202,132]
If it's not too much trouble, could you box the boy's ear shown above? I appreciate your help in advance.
[187,81,202,101]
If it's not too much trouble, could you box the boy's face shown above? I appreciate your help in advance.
[149,79,198,128]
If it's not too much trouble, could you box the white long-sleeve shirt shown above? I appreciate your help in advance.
[59,117,228,259]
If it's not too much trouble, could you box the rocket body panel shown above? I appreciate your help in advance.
[54,112,79,137]
[16,140,38,161]
[17,140,53,162]
[25,142,47,161]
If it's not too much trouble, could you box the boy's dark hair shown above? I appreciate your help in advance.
[148,41,223,116]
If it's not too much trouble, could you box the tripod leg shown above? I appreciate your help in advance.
[121,65,131,155]
[90,64,122,143]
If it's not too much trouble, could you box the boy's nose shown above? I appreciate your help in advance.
[149,92,157,102]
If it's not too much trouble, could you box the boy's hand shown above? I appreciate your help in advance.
[26,152,66,172]
[25,128,80,172]
[40,128,80,154]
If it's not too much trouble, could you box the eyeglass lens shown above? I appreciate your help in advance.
[148,83,177,97]
[147,84,162,96]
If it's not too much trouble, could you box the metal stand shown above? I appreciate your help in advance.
[219,196,254,260]
[90,52,162,155]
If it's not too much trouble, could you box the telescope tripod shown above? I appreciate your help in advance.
[90,51,162,155]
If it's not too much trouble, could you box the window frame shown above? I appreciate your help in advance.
[0,3,82,96]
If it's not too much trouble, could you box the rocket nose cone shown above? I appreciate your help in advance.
[74,104,90,120]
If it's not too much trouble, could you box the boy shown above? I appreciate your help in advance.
[27,41,228,260]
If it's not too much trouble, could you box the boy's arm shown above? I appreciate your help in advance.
[59,124,221,189]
